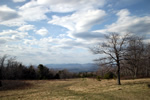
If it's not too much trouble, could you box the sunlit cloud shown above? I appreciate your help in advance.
[0,0,150,64]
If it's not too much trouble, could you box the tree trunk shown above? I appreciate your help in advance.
[117,60,121,85]
[0,68,2,87]
[0,80,2,87]
[134,67,137,79]
[117,66,121,85]
[148,57,150,77]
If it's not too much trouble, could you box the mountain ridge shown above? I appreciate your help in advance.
[45,63,99,72]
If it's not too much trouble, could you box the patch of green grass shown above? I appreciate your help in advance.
[0,78,150,100]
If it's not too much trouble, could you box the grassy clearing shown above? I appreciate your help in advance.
[0,78,150,100]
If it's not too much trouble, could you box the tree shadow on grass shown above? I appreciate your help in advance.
[0,80,33,91]
[147,84,150,88]
[123,81,150,88]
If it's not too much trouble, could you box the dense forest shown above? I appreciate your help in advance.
[0,58,76,80]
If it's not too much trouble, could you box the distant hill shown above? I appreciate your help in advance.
[45,63,99,73]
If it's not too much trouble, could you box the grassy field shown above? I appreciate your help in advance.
[0,78,150,100]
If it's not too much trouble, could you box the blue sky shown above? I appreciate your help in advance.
[0,0,150,65]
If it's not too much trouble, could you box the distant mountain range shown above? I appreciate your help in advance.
[45,63,99,73]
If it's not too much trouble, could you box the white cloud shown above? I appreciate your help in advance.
[107,9,150,34]
[48,9,106,41]
[17,36,96,64]
[19,0,39,9]
[0,30,28,36]
[0,30,19,36]
[22,9,150,52]
[0,36,20,44]
[13,0,26,3]
[0,5,20,21]
[18,0,50,21]
[49,9,106,33]
[37,0,106,13]
[19,5,49,21]
[0,17,26,27]
[0,5,26,27]
[95,9,150,36]
[1,0,150,65]
[23,36,89,51]
[1,42,95,64]
[0,29,28,45]
[36,27,48,36]
[18,0,106,22]
[116,9,130,17]
[18,24,35,31]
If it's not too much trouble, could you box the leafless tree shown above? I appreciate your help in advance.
[143,43,150,77]
[0,55,8,87]
[91,33,129,85]
[124,36,144,78]
[95,59,114,77]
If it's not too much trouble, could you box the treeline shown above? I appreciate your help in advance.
[1,34,150,87]
[92,34,150,80]
[0,56,77,81]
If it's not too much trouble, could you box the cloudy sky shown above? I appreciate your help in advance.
[0,0,150,65]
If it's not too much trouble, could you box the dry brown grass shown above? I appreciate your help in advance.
[0,78,150,100]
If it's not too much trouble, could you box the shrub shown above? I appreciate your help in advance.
[96,76,101,81]
[103,72,115,79]
[147,84,150,88]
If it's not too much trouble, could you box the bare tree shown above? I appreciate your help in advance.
[91,33,129,85]
[124,36,144,78]
[143,43,150,77]
[0,55,8,87]
[95,59,114,77]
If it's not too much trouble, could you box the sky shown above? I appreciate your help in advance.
[0,0,150,65]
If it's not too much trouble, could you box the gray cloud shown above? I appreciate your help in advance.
[0,11,19,21]
[0,38,7,44]
[0,5,20,21]
[13,0,26,3]
[71,32,104,40]
[128,21,150,34]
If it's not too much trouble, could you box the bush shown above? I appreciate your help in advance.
[147,84,150,88]
[103,72,116,79]
[96,76,101,81]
